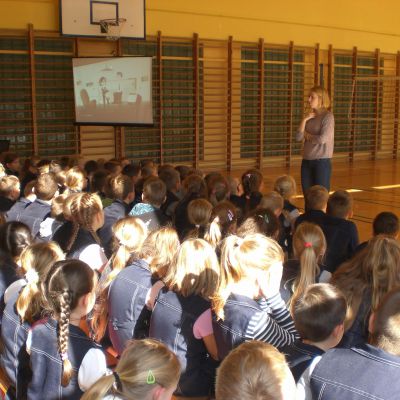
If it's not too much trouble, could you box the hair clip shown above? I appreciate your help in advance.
[227,210,234,222]
[147,370,156,385]
[60,352,68,361]
[25,269,39,284]
[113,371,123,391]
[304,242,313,248]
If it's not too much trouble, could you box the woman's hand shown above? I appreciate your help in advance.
[303,112,316,123]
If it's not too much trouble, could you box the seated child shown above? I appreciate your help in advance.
[6,180,36,222]
[18,173,59,237]
[355,211,399,254]
[216,341,296,400]
[282,283,346,399]
[82,339,180,400]
[129,177,170,231]
[309,287,400,399]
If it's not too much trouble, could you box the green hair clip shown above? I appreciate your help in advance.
[147,370,156,385]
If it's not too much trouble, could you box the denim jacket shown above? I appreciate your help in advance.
[310,344,400,399]
[108,259,153,354]
[0,288,31,399]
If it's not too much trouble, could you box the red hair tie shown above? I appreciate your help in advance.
[304,242,312,248]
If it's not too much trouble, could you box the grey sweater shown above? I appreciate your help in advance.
[296,110,334,160]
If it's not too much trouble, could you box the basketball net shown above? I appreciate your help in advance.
[99,18,127,41]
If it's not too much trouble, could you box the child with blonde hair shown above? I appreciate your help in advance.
[1,242,64,398]
[281,222,330,305]
[274,175,300,256]
[28,259,107,399]
[108,227,180,354]
[150,238,221,399]
[212,234,298,360]
[204,200,237,249]
[82,339,181,400]
[92,216,147,342]
[216,341,296,400]
[63,192,107,270]
[64,166,87,195]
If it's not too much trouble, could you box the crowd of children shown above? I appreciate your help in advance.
[0,151,398,399]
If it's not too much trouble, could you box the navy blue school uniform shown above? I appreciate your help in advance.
[310,344,400,400]
[282,340,324,382]
[28,318,104,400]
[52,221,73,252]
[6,197,32,222]
[98,199,130,258]
[107,259,153,355]
[295,210,359,273]
[150,288,217,398]
[18,199,51,237]
[1,287,31,399]
[0,197,15,213]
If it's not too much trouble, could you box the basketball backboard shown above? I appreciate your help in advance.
[60,0,145,39]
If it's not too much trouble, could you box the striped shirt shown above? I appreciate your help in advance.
[245,293,298,348]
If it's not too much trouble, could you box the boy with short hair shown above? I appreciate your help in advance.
[18,173,58,236]
[282,283,346,399]
[310,287,400,399]
[98,174,135,257]
[129,176,170,230]
[158,166,181,217]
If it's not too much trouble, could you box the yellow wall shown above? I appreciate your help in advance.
[1,0,400,53]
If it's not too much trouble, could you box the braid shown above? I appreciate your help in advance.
[66,222,80,252]
[59,289,73,387]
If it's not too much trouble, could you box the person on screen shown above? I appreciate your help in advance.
[99,76,110,106]
[113,72,123,104]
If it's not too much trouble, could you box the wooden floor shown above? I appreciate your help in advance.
[258,159,400,242]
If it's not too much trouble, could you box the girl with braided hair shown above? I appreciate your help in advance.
[27,259,107,400]
[65,192,108,271]
[1,242,64,399]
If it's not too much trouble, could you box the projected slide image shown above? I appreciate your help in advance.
[73,57,153,125]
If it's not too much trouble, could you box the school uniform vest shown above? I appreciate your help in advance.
[67,229,98,260]
[0,288,31,399]
[98,200,129,258]
[28,318,101,400]
[108,259,153,354]
[212,293,261,360]
[18,199,51,237]
[281,340,324,382]
[5,198,32,222]
[310,344,400,400]
[150,288,216,397]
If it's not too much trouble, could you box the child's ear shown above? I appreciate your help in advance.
[347,210,353,219]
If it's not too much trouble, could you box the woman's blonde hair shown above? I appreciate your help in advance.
[212,234,284,320]
[274,175,297,200]
[64,166,86,194]
[81,339,181,400]
[66,192,103,252]
[139,226,180,278]
[92,217,147,341]
[216,341,296,400]
[290,222,326,311]
[332,235,400,330]
[16,242,65,323]
[164,238,220,299]
[310,85,331,109]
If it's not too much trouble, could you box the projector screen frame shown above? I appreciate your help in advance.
[72,56,154,127]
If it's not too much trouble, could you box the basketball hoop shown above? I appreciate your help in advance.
[99,18,127,41]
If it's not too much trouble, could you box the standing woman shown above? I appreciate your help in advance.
[296,86,334,194]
